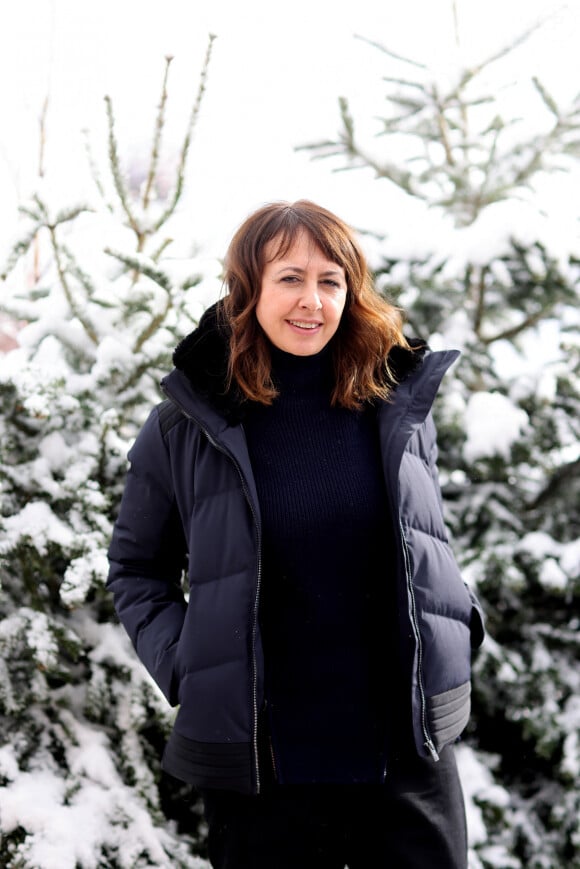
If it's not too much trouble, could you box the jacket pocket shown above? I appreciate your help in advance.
[427,681,471,750]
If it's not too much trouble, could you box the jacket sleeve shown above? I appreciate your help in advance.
[107,405,188,705]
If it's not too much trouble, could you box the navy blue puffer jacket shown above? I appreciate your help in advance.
[107,304,485,794]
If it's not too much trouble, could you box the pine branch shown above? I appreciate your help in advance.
[0,227,42,281]
[469,123,503,223]
[142,55,173,212]
[527,457,580,510]
[105,244,200,336]
[381,76,426,91]
[104,95,143,244]
[338,96,356,155]
[150,237,173,263]
[104,245,176,353]
[312,96,423,196]
[83,129,114,213]
[433,87,456,167]
[532,77,561,119]
[296,140,350,159]
[180,273,202,291]
[152,33,216,233]
[54,205,95,226]
[454,15,550,96]
[117,357,167,394]
[353,34,427,70]
[18,202,44,222]
[103,247,172,291]
[132,295,173,354]
[47,224,99,346]
[382,94,426,114]
[472,265,488,337]
[34,95,50,284]
[31,194,50,221]
[60,243,97,298]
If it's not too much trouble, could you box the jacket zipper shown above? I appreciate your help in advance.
[399,516,439,762]
[160,389,263,793]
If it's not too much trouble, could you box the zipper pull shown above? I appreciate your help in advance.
[425,738,440,762]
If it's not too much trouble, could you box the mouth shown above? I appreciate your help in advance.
[287,320,322,330]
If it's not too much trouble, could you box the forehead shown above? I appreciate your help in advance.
[263,229,341,267]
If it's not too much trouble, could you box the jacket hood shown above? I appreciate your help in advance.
[172,300,429,422]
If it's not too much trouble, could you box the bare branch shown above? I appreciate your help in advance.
[481,304,556,345]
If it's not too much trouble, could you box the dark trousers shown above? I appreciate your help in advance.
[200,745,467,869]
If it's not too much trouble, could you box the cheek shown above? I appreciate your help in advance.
[257,289,289,321]
[255,293,279,334]
[327,294,348,322]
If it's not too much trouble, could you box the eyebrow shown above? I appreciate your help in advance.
[274,264,344,277]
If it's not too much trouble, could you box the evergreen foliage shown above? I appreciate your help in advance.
[300,24,580,869]
[0,39,217,868]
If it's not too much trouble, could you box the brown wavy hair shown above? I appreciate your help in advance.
[220,199,410,409]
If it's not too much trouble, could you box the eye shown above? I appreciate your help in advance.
[321,278,342,290]
[280,275,300,284]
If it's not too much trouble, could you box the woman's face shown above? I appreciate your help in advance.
[256,231,348,356]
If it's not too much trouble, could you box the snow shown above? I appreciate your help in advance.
[0,608,61,672]
[463,391,529,462]
[0,501,75,554]
[62,548,110,607]
[560,696,580,780]
[516,532,580,589]
[538,558,568,591]
[456,745,520,869]
[0,765,209,869]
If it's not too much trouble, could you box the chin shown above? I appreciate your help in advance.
[285,341,325,356]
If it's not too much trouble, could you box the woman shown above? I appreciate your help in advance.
[107,199,485,868]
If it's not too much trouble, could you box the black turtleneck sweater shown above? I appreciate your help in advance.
[243,344,396,785]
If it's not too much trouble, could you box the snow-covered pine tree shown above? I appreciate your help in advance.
[300,20,580,869]
[0,39,217,869]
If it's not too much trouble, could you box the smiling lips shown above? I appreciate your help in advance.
[287,320,321,330]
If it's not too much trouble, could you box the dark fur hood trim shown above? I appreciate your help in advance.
[388,337,428,382]
[172,301,428,421]
[172,301,243,421]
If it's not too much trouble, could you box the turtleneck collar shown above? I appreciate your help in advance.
[269,341,335,396]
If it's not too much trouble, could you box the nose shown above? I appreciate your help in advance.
[299,280,322,311]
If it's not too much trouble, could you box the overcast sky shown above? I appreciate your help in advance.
[2,0,579,257]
